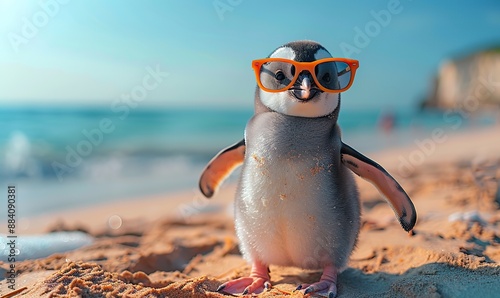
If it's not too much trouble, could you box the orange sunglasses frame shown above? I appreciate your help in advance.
[251,58,359,93]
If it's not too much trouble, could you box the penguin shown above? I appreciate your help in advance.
[199,40,416,297]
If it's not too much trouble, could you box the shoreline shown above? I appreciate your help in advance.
[20,185,237,236]
[15,123,500,236]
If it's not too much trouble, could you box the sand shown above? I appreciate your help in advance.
[1,125,500,297]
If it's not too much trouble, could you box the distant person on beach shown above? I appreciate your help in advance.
[378,110,397,134]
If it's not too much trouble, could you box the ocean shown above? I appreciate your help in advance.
[0,105,496,219]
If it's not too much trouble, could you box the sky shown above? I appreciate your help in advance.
[0,0,499,110]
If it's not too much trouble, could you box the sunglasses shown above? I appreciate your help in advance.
[251,58,359,93]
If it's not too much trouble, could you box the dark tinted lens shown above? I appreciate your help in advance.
[259,61,295,90]
[315,61,351,90]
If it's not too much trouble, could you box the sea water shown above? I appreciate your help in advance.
[0,105,496,219]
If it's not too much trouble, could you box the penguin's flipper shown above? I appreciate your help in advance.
[199,139,246,198]
[341,142,417,231]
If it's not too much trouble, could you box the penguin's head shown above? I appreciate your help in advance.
[254,40,356,118]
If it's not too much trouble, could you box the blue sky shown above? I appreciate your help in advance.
[0,0,499,110]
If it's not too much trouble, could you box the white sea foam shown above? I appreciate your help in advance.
[0,231,93,262]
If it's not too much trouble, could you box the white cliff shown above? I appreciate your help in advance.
[422,48,500,109]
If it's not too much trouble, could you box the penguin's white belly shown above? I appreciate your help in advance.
[236,150,347,269]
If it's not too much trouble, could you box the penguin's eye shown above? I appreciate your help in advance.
[275,70,285,81]
[322,73,331,83]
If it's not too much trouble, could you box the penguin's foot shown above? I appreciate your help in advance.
[216,261,270,295]
[296,265,338,298]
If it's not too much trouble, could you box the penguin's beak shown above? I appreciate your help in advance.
[290,73,320,101]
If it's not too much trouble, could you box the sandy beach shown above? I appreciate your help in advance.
[1,125,500,297]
